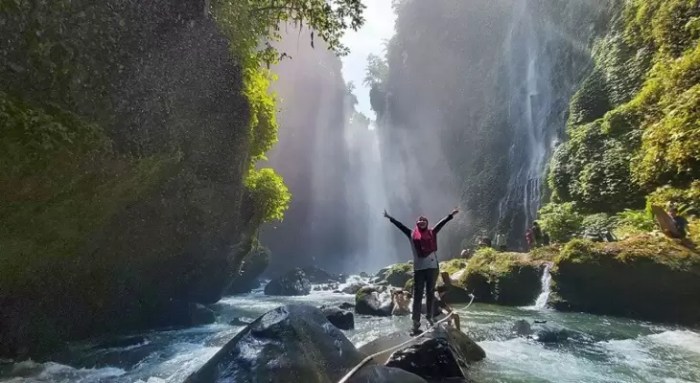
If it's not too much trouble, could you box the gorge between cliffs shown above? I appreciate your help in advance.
[1,0,699,382]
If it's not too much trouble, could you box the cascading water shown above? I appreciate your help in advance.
[534,262,553,309]
[497,0,555,241]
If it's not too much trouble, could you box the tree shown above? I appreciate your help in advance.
[364,53,389,87]
[214,0,366,66]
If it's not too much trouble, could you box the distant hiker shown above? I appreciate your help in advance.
[525,228,535,250]
[668,207,689,239]
[384,208,459,335]
[494,233,507,251]
[433,285,461,331]
[542,232,550,246]
[532,221,543,246]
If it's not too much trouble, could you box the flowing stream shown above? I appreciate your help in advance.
[1,280,699,383]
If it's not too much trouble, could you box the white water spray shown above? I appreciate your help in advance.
[534,262,552,309]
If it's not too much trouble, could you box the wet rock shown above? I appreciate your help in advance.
[301,266,343,284]
[320,306,354,330]
[264,268,311,296]
[355,287,393,317]
[358,331,413,365]
[385,324,485,381]
[339,302,355,310]
[347,365,428,383]
[532,324,572,343]
[184,305,362,383]
[511,319,533,336]
[359,272,369,278]
[189,304,216,325]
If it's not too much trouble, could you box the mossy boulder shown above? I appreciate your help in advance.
[456,248,543,305]
[374,262,413,288]
[551,235,700,325]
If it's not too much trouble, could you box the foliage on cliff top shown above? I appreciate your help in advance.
[556,235,700,273]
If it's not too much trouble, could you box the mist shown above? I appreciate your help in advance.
[262,0,613,274]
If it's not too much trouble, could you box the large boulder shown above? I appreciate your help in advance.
[358,331,414,365]
[184,305,362,383]
[264,268,311,296]
[347,365,427,383]
[355,287,393,317]
[320,306,354,330]
[456,249,542,305]
[226,246,270,294]
[385,325,485,381]
[373,263,413,288]
[552,236,700,325]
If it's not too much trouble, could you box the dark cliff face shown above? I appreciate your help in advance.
[375,0,613,252]
[0,0,256,357]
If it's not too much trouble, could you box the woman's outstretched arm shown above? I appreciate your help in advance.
[384,210,412,237]
[433,208,459,234]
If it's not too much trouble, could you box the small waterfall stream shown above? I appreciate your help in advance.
[534,262,553,309]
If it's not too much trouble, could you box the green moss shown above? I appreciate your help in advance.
[556,235,700,271]
[439,258,468,276]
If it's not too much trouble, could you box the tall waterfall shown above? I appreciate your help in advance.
[497,0,556,239]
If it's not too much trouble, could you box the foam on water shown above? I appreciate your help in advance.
[1,285,699,383]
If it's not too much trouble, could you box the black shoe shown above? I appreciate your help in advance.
[410,328,423,336]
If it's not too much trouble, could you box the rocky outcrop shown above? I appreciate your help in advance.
[226,246,270,295]
[385,324,485,381]
[355,287,393,317]
[456,249,542,305]
[185,305,362,383]
[551,236,700,325]
[264,268,312,296]
[373,263,413,288]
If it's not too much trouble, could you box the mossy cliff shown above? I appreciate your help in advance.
[551,235,700,325]
[545,0,700,230]
[0,0,290,358]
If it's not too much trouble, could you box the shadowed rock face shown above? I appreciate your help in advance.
[0,0,257,357]
[184,305,363,383]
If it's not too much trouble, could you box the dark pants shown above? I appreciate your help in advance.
[412,268,439,324]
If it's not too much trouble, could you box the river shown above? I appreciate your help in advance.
[1,278,699,383]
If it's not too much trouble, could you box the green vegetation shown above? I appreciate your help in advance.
[545,0,700,240]
[537,203,583,243]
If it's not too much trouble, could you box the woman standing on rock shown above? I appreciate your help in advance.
[383,208,459,334]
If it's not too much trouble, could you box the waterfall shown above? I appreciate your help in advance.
[534,262,552,309]
[497,0,553,236]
